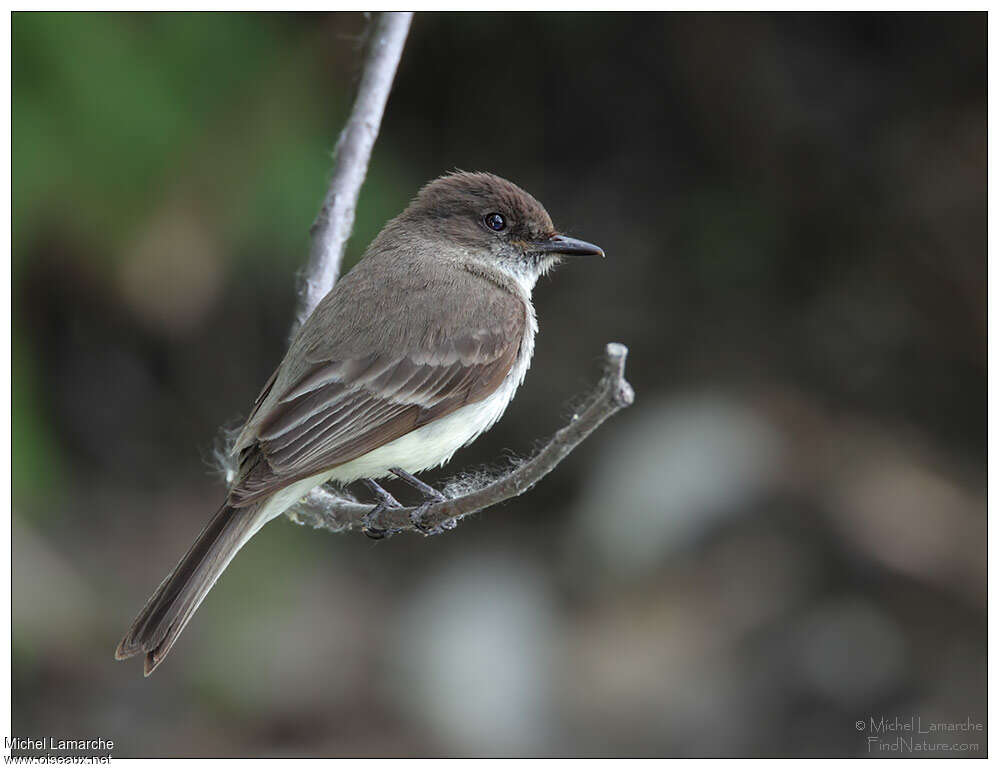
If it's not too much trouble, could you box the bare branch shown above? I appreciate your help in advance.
[293,11,413,334]
[286,343,635,536]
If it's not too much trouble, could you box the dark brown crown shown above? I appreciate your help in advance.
[407,171,556,242]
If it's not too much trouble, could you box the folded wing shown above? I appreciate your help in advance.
[229,299,525,507]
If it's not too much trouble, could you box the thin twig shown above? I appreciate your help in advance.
[286,343,635,535]
[293,11,413,334]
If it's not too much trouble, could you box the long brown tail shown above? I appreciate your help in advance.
[115,500,263,676]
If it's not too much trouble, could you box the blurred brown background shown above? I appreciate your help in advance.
[12,11,985,758]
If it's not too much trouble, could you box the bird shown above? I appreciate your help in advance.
[115,171,604,675]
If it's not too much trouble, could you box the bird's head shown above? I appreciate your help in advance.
[403,171,604,285]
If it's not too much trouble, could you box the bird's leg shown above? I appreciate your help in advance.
[361,478,402,539]
[389,467,447,502]
[389,467,454,536]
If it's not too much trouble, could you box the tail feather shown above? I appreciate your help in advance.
[115,501,263,676]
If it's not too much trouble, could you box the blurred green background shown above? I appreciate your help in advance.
[12,12,985,758]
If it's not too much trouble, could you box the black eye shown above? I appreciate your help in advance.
[484,212,506,231]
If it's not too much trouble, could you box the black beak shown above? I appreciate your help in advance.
[530,234,605,258]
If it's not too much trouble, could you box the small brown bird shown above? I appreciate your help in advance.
[115,171,604,675]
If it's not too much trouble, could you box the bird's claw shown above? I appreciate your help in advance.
[409,503,457,537]
[363,473,456,537]
[362,504,394,539]
[387,468,455,536]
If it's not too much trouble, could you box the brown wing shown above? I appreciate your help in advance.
[228,295,525,508]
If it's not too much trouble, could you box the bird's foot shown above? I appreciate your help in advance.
[389,468,455,536]
[409,503,458,536]
[361,478,403,539]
